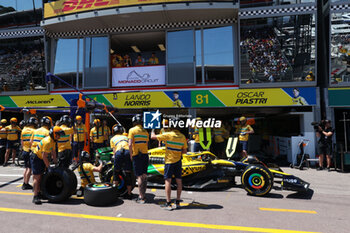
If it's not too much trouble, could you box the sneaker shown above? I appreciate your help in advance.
[2,163,8,167]
[316,167,323,171]
[327,167,331,172]
[161,202,173,211]
[21,183,33,190]
[175,200,181,209]
[135,197,146,204]
[32,196,42,205]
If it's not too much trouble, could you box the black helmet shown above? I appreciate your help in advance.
[112,124,125,134]
[41,116,52,127]
[132,114,142,124]
[19,120,27,129]
[60,115,72,126]
[28,117,39,127]
[80,151,90,161]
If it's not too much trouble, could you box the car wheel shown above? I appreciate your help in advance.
[41,167,77,202]
[84,183,118,206]
[104,169,136,196]
[241,165,273,196]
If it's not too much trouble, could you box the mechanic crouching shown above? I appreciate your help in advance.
[30,126,64,205]
[151,118,188,210]
[110,124,133,199]
[76,151,103,197]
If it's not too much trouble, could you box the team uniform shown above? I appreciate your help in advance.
[103,125,111,146]
[0,125,7,164]
[192,127,203,152]
[5,125,21,149]
[30,127,50,151]
[173,99,184,108]
[213,126,228,158]
[57,124,74,168]
[236,124,253,151]
[128,124,149,176]
[156,130,187,179]
[78,163,96,188]
[30,136,56,175]
[292,96,308,105]
[21,126,35,168]
[90,126,105,154]
[73,124,87,157]
[110,134,132,172]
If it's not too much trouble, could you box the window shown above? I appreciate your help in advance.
[84,36,108,88]
[0,37,46,92]
[53,39,78,89]
[167,30,195,85]
[195,26,235,84]
[240,15,316,84]
[330,12,350,85]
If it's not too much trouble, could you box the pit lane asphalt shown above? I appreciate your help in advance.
[0,164,348,233]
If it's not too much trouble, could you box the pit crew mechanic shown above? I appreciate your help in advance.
[4,118,21,166]
[30,126,64,205]
[151,119,188,210]
[110,124,133,199]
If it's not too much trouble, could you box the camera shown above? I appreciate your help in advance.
[311,121,324,131]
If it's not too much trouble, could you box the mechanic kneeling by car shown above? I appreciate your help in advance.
[151,118,188,211]
[30,126,64,205]
[110,124,133,199]
[76,151,103,197]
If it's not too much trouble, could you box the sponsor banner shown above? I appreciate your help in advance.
[44,0,192,18]
[0,87,316,108]
[112,66,165,87]
[104,92,174,108]
[328,88,350,107]
[10,95,69,107]
[211,88,316,107]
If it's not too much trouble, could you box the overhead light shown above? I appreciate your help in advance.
[131,46,140,53]
[158,44,166,51]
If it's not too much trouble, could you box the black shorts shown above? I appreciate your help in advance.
[133,153,149,177]
[30,153,45,175]
[318,143,333,157]
[239,141,248,151]
[164,160,182,179]
[7,140,19,149]
[114,149,132,171]
[22,151,31,168]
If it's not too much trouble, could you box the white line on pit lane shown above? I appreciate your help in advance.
[0,174,23,177]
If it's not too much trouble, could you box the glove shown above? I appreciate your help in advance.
[47,166,54,173]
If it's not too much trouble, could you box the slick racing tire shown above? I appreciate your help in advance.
[41,167,77,202]
[241,165,273,197]
[84,183,118,206]
[103,169,136,196]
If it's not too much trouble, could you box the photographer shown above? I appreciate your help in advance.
[317,120,334,171]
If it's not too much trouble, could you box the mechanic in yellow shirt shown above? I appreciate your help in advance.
[192,117,203,152]
[213,125,229,159]
[76,151,103,197]
[20,117,38,190]
[57,115,74,168]
[73,115,88,160]
[103,119,111,147]
[110,124,133,199]
[128,114,149,204]
[235,116,254,159]
[90,119,105,159]
[30,126,64,204]
[151,120,188,210]
[30,116,51,152]
[4,118,22,166]
[0,119,7,165]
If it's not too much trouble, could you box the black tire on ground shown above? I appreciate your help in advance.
[84,183,118,206]
[104,169,136,196]
[41,167,77,202]
[241,165,273,197]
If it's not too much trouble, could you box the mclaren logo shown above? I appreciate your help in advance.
[118,70,159,84]
[25,98,54,105]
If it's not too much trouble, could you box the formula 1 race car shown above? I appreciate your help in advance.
[96,147,310,197]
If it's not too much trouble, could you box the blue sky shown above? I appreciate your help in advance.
[0,0,42,11]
